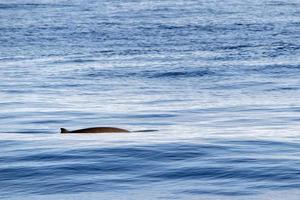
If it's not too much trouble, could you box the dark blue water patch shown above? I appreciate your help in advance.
[266,1,300,6]
[271,42,300,51]
[141,22,292,44]
[265,86,300,92]
[0,177,128,197]
[182,188,255,196]
[83,69,136,79]
[113,48,164,56]
[34,82,88,89]
[60,145,209,163]
[1,140,300,197]
[154,24,222,34]
[126,113,177,119]
[0,3,73,10]
[140,164,300,182]
[242,63,300,77]
[233,22,276,32]
[82,67,216,80]
[220,44,256,51]
[149,69,214,78]
[49,58,98,65]
[248,182,300,191]
[0,89,36,94]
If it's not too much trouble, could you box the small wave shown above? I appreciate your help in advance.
[81,68,215,79]
[250,64,300,75]
[50,58,97,65]
[265,86,299,92]
[127,113,177,119]
[0,3,72,10]
[1,140,300,197]
[182,188,254,196]
[84,70,136,79]
[148,69,214,78]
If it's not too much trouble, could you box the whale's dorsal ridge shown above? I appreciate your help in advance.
[60,128,69,133]
[59,127,157,134]
[60,127,130,134]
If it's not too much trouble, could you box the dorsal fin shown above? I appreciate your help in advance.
[60,128,69,133]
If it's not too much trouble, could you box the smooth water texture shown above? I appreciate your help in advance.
[0,0,300,199]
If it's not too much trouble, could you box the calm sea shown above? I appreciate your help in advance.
[1,0,300,199]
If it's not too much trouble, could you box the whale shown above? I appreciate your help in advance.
[60,127,130,134]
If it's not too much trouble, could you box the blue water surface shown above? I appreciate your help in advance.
[0,0,300,199]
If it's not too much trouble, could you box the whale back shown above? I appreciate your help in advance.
[60,127,129,133]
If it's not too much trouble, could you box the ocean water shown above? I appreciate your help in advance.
[1,0,300,199]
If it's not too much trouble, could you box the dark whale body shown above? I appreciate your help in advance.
[60,127,130,133]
